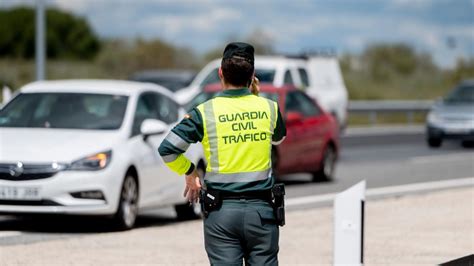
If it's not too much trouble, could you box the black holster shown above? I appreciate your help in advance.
[271,183,286,227]
[199,189,221,218]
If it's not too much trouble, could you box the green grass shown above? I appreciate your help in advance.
[0,59,116,89]
[348,112,428,126]
[343,70,453,100]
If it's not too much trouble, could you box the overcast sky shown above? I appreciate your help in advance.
[2,0,473,68]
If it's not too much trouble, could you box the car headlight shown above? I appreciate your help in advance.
[427,112,442,124]
[67,150,112,171]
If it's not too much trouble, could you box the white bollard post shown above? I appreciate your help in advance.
[333,180,366,265]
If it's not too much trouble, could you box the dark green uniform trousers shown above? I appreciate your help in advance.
[204,199,279,266]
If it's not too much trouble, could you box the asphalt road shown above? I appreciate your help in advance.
[283,129,474,200]
[1,127,473,245]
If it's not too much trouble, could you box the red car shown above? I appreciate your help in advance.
[186,84,340,182]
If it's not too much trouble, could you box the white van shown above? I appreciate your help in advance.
[176,55,348,129]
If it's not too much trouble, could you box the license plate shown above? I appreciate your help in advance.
[0,186,41,200]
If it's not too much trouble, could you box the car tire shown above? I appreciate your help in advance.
[175,162,205,221]
[461,140,474,148]
[427,137,442,148]
[113,174,139,230]
[312,145,336,182]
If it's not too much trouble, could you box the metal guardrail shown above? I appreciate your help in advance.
[348,100,433,125]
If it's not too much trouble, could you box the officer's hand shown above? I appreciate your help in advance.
[184,169,202,204]
[250,77,260,96]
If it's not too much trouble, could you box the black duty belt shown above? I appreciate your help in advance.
[219,190,272,201]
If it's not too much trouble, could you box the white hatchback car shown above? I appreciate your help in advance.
[0,80,204,229]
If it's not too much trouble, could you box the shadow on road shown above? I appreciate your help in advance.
[276,173,333,185]
[0,214,179,234]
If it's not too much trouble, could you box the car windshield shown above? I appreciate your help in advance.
[0,93,129,130]
[444,84,474,103]
[185,91,278,110]
[255,69,276,83]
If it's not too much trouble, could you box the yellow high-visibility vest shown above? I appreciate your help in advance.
[196,94,277,184]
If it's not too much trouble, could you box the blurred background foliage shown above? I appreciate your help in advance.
[1,7,473,100]
[0,7,100,59]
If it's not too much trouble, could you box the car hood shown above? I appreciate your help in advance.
[432,102,474,119]
[0,128,124,163]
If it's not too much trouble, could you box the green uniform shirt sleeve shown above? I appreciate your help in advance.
[272,106,286,142]
[158,108,204,175]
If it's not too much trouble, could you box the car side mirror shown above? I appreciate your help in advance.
[141,119,168,141]
[286,111,303,124]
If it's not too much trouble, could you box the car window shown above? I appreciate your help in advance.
[0,93,128,130]
[285,91,321,117]
[444,84,474,103]
[255,69,276,83]
[201,68,220,87]
[298,68,309,87]
[155,94,179,123]
[283,70,294,85]
[132,93,158,136]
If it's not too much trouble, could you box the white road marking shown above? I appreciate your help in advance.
[410,153,474,164]
[0,231,22,238]
[286,177,474,207]
[286,193,337,207]
[366,177,474,197]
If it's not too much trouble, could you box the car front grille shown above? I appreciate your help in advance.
[0,163,60,181]
[442,116,473,122]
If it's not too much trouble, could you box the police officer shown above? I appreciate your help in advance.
[158,42,286,265]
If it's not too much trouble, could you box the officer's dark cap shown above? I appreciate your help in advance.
[222,42,255,65]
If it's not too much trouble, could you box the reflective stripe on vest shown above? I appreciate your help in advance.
[164,131,190,151]
[265,98,276,169]
[205,168,272,183]
[203,100,219,172]
[266,98,276,132]
[161,154,178,163]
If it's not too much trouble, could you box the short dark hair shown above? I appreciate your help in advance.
[221,57,254,87]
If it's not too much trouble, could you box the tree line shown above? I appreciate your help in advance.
[0,7,100,59]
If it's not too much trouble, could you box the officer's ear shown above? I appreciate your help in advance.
[218,67,224,81]
[218,67,227,87]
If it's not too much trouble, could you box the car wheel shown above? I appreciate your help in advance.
[427,137,442,148]
[461,140,474,148]
[175,162,205,221]
[313,145,336,182]
[113,174,139,230]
